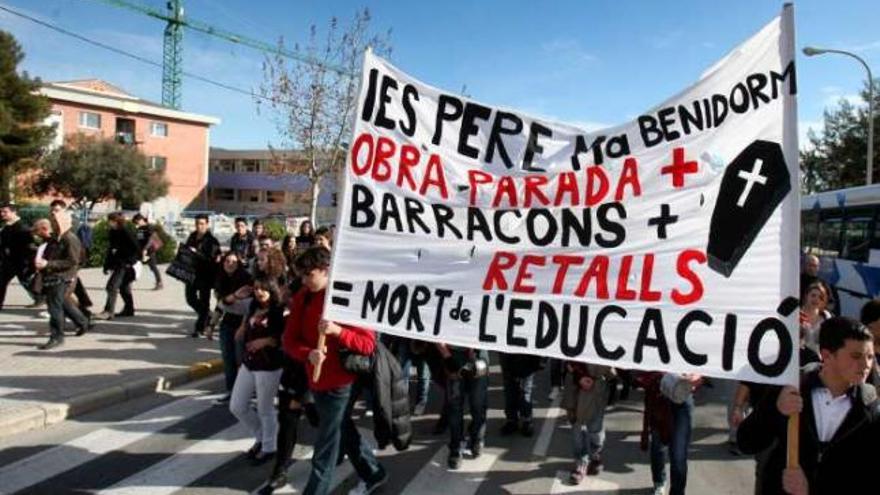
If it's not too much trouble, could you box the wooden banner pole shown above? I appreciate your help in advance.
[786,411,800,468]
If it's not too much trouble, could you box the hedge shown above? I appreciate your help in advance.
[261,218,287,241]
[86,220,178,268]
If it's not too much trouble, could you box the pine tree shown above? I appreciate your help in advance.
[0,31,54,201]
[800,80,880,193]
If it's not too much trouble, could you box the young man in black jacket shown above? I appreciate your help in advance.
[0,203,41,309]
[737,316,879,495]
[184,214,220,337]
[229,217,256,267]
[94,212,139,319]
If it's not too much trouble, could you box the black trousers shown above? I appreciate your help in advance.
[104,266,134,313]
[271,361,317,477]
[146,254,162,285]
[185,282,211,333]
[0,266,40,309]
[74,277,92,311]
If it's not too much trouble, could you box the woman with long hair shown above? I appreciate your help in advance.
[210,251,253,403]
[229,277,286,465]
[800,281,832,353]
[296,220,315,250]
[254,247,289,291]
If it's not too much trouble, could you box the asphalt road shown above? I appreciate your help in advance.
[0,366,756,495]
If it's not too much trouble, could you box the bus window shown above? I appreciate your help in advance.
[873,207,880,251]
[841,207,873,262]
[802,210,820,253]
[817,209,843,257]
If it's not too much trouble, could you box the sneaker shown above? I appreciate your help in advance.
[75,317,95,337]
[412,401,427,417]
[500,421,519,436]
[587,457,602,475]
[245,441,262,460]
[256,468,288,495]
[727,440,743,456]
[213,393,231,405]
[467,440,483,459]
[92,311,114,321]
[568,462,587,485]
[250,449,276,466]
[447,454,462,470]
[547,386,560,402]
[520,421,535,437]
[653,483,668,495]
[37,337,64,350]
[115,309,135,318]
[348,468,388,495]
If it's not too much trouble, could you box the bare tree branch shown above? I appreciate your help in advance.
[255,8,391,224]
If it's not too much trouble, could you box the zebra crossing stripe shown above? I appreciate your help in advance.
[532,395,564,458]
[549,470,621,494]
[0,390,215,495]
[267,457,353,494]
[400,445,500,495]
[99,423,254,495]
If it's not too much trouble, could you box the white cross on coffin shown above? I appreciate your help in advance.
[736,158,768,207]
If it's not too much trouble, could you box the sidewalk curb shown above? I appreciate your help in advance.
[0,358,224,439]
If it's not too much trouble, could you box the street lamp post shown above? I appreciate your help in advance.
[803,46,875,185]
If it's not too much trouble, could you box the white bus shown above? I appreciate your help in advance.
[801,183,880,318]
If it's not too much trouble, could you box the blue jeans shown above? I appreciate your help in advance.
[46,280,89,339]
[446,374,487,455]
[650,397,694,495]
[304,384,384,495]
[218,314,244,392]
[572,409,606,463]
[399,343,431,404]
[501,365,534,423]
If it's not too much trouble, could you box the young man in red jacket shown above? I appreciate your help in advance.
[283,247,386,495]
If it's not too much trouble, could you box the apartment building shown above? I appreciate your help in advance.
[207,148,338,222]
[37,79,220,218]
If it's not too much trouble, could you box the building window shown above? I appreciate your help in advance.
[149,156,167,171]
[240,189,261,202]
[289,192,310,204]
[240,159,260,172]
[266,190,285,203]
[78,111,101,129]
[212,159,235,172]
[211,188,235,201]
[150,121,168,137]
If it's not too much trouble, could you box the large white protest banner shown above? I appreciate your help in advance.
[324,5,799,385]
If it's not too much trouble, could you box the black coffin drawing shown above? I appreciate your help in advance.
[707,140,791,278]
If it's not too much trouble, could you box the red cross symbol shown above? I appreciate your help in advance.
[661,147,699,188]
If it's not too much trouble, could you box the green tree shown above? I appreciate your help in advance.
[31,134,169,216]
[801,80,880,193]
[0,31,54,201]
[257,9,391,225]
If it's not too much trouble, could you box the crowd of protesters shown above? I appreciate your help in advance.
[1,205,878,495]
